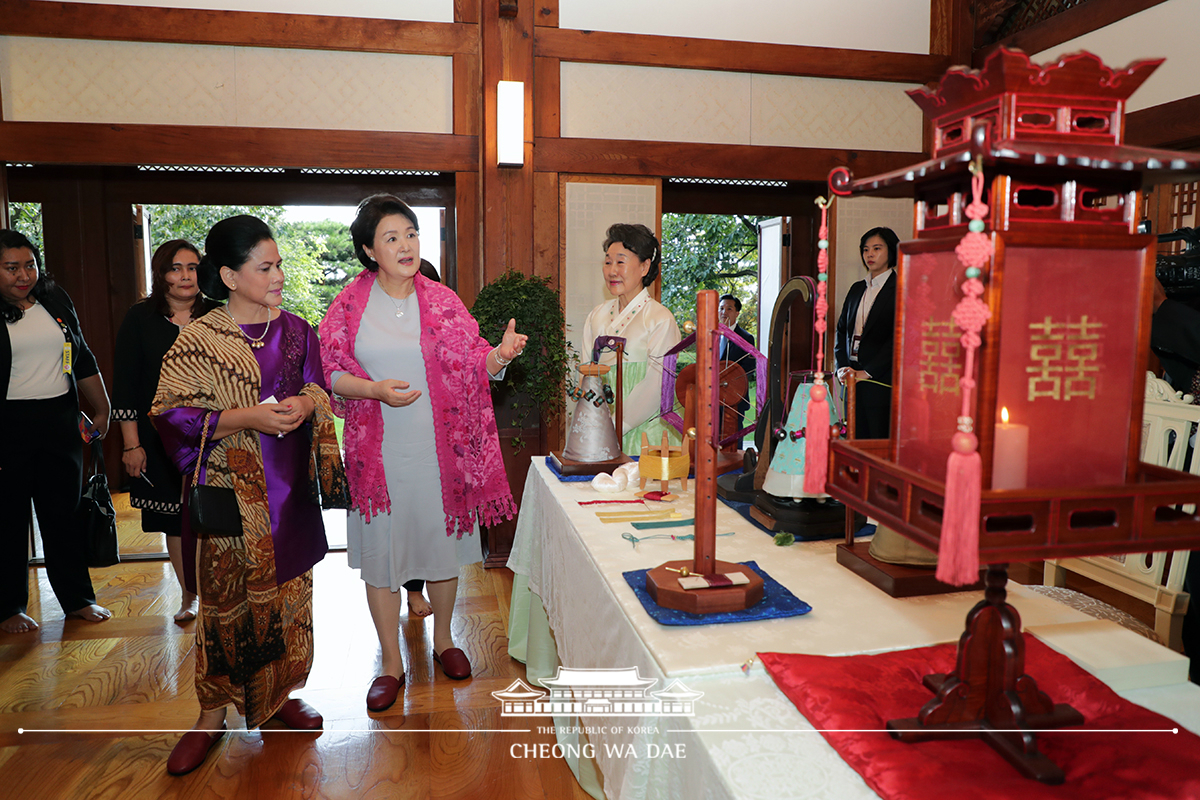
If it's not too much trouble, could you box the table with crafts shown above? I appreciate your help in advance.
[505,459,1200,800]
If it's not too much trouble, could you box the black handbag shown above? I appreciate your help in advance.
[188,411,242,539]
[80,440,120,568]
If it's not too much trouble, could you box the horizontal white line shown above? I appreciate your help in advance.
[672,728,1179,734]
[17,728,531,735]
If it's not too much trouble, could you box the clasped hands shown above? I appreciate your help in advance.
[836,367,870,384]
[249,395,315,436]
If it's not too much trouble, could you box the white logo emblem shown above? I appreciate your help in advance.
[492,667,702,717]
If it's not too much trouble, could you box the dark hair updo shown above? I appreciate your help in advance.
[603,223,662,288]
[197,215,274,301]
[350,194,420,271]
[859,226,901,269]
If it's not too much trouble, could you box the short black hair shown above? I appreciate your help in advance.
[603,223,661,288]
[197,215,274,301]
[718,294,742,312]
[351,194,420,271]
[859,226,901,269]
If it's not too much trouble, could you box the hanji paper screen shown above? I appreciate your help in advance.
[894,250,968,483]
[994,246,1143,488]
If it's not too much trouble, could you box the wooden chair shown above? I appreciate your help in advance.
[1038,372,1196,650]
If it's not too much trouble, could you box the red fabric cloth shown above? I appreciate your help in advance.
[760,636,1200,800]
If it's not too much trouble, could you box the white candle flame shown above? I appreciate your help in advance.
[1001,407,1010,424]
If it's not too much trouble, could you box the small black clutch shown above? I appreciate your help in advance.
[189,412,242,539]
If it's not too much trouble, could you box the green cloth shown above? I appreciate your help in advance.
[601,360,680,457]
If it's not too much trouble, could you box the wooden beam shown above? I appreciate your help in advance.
[535,28,951,84]
[929,0,974,67]
[1126,94,1200,150]
[534,138,924,183]
[974,0,1171,67]
[0,121,478,171]
[0,0,478,55]
[533,0,559,27]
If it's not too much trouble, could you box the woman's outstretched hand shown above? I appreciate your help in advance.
[497,318,528,363]
[373,379,422,408]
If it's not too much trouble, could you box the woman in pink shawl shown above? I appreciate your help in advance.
[319,195,524,712]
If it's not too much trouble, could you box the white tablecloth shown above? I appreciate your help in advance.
[507,459,1200,799]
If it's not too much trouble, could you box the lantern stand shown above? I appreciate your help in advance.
[836,370,986,597]
[823,48,1200,783]
[646,290,764,613]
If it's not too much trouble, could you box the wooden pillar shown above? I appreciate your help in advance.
[480,0,536,287]
[0,165,10,229]
[929,0,974,68]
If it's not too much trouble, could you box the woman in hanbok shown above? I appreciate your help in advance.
[581,223,681,455]
[152,215,345,775]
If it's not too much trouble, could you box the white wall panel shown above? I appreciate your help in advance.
[1031,0,1200,112]
[23,0,453,21]
[563,63,923,152]
[0,37,453,133]
[560,0,930,55]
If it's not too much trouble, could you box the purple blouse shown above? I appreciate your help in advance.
[155,310,328,589]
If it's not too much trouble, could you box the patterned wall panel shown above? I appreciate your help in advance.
[0,37,238,125]
[752,74,924,152]
[559,0,931,55]
[562,63,751,144]
[561,63,922,152]
[22,0,454,22]
[235,49,452,132]
[0,36,453,133]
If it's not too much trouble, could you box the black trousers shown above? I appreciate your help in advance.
[1,392,97,618]
[853,381,892,440]
[1184,550,1199,684]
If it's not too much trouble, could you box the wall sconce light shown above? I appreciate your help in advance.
[497,80,524,168]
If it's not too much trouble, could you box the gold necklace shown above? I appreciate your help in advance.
[226,307,270,349]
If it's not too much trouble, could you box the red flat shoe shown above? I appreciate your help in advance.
[433,647,472,680]
[367,675,404,712]
[271,698,323,730]
[167,723,227,776]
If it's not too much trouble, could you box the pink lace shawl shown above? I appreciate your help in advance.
[318,270,516,536]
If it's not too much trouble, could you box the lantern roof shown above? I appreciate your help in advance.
[907,48,1162,121]
[831,48,1200,198]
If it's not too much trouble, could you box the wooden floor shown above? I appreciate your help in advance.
[1,497,593,800]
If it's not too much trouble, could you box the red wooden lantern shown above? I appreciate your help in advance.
[826,48,1200,783]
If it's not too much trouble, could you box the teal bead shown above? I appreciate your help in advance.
[965,267,981,278]
[968,219,985,233]
[817,273,828,282]
[818,240,829,250]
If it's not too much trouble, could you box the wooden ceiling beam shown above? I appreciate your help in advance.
[534,137,923,184]
[1126,94,1200,151]
[535,28,951,84]
[974,0,1171,67]
[0,121,478,172]
[0,0,477,55]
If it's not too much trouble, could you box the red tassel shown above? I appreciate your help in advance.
[802,383,831,495]
[936,431,981,586]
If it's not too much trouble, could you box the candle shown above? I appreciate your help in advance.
[992,407,1029,490]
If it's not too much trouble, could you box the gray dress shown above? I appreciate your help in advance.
[340,282,480,591]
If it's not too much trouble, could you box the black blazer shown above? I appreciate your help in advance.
[834,271,896,385]
[1151,298,1200,394]
[723,324,756,377]
[1,284,99,405]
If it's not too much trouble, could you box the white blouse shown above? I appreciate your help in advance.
[7,302,71,400]
[581,288,681,433]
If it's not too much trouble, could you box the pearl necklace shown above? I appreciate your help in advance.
[386,291,412,318]
[226,307,270,349]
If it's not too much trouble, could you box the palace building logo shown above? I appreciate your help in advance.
[492,667,703,717]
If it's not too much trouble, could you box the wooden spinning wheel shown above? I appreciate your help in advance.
[675,360,748,476]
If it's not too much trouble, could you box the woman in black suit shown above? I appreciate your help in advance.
[113,239,219,623]
[835,226,899,439]
[0,230,112,633]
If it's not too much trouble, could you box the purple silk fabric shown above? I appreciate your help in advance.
[156,311,329,592]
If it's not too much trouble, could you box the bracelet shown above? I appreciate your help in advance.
[124,445,143,452]
[494,347,513,367]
